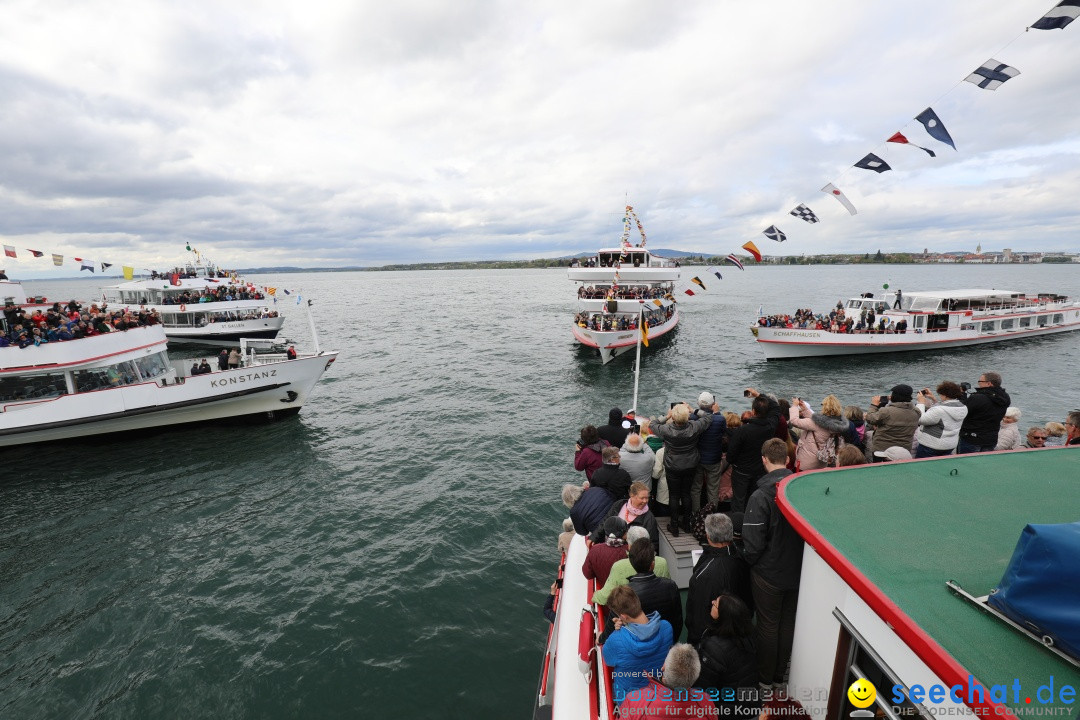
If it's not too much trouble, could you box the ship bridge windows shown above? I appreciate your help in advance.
[73,360,139,393]
[134,351,170,380]
[0,371,69,404]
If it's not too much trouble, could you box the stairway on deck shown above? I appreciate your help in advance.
[657,523,703,590]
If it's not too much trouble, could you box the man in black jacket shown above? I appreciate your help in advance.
[626,539,683,642]
[597,407,632,448]
[685,513,752,646]
[590,446,632,499]
[720,390,780,513]
[957,371,1011,454]
[742,438,802,689]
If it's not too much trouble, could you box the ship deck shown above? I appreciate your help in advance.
[779,448,1080,715]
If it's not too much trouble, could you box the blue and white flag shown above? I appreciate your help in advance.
[789,204,819,224]
[762,225,786,242]
[916,107,956,151]
[80,260,95,273]
[965,59,1020,91]
[854,153,892,173]
[1031,0,1080,29]
[296,294,303,305]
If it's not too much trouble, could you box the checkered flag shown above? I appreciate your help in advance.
[790,203,819,224]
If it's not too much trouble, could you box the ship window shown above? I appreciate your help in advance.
[981,321,996,332]
[831,609,932,720]
[1053,314,1064,324]
[134,351,170,380]
[73,360,139,392]
[1019,316,1032,328]
[1000,318,1014,330]
[0,371,69,403]
[1038,315,1049,327]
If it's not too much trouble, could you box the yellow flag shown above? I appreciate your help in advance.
[265,287,277,296]
[641,318,650,347]
[123,265,134,280]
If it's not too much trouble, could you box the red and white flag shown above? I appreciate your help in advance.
[821,183,857,216]
[888,132,936,158]
[3,245,15,258]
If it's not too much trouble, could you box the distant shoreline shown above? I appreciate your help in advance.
[11,252,1076,280]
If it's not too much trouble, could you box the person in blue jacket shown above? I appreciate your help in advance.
[601,584,674,702]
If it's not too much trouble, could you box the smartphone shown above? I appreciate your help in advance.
[743,389,752,397]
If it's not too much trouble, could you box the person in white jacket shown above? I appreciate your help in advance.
[913,382,970,458]
[995,407,1023,451]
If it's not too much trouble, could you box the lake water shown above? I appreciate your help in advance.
[2,262,1077,718]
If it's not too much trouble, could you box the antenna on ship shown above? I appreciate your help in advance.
[630,301,643,413]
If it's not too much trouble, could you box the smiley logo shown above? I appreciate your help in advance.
[847,678,876,709]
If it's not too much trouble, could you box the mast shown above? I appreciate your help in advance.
[631,301,643,412]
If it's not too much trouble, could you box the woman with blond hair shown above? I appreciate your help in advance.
[788,394,850,471]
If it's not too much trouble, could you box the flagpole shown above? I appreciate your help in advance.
[631,301,643,414]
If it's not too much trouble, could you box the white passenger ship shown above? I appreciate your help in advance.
[568,208,680,364]
[753,288,1080,360]
[0,319,336,448]
[103,257,284,347]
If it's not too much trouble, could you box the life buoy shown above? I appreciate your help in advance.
[578,608,596,680]
[179,304,187,312]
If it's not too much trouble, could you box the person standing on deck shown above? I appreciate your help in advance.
[742,438,802,691]
[720,390,780,513]
[956,372,1010,454]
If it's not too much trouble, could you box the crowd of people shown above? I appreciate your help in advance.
[757,301,912,335]
[1,301,160,349]
[575,305,676,333]
[159,284,267,305]
[554,375,1080,716]
[578,285,672,301]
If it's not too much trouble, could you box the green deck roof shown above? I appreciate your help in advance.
[781,448,1080,714]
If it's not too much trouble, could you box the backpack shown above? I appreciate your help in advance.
[814,433,844,468]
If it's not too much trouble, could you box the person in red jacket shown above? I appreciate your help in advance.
[574,425,609,481]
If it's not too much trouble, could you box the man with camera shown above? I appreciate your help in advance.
[865,385,920,462]
[956,372,1011,454]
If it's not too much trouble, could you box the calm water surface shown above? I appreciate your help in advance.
[2,264,1078,718]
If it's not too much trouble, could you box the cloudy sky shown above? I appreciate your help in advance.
[1,1,1078,275]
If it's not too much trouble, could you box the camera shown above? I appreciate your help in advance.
[877,395,890,406]
[743,389,752,398]
[960,382,972,393]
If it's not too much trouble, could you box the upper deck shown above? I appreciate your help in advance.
[779,449,1080,715]
[566,248,681,283]
[844,289,1074,315]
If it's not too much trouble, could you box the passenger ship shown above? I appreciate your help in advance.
[0,315,336,448]
[536,448,1080,720]
[753,288,1080,360]
[103,257,284,347]
[568,208,680,364]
